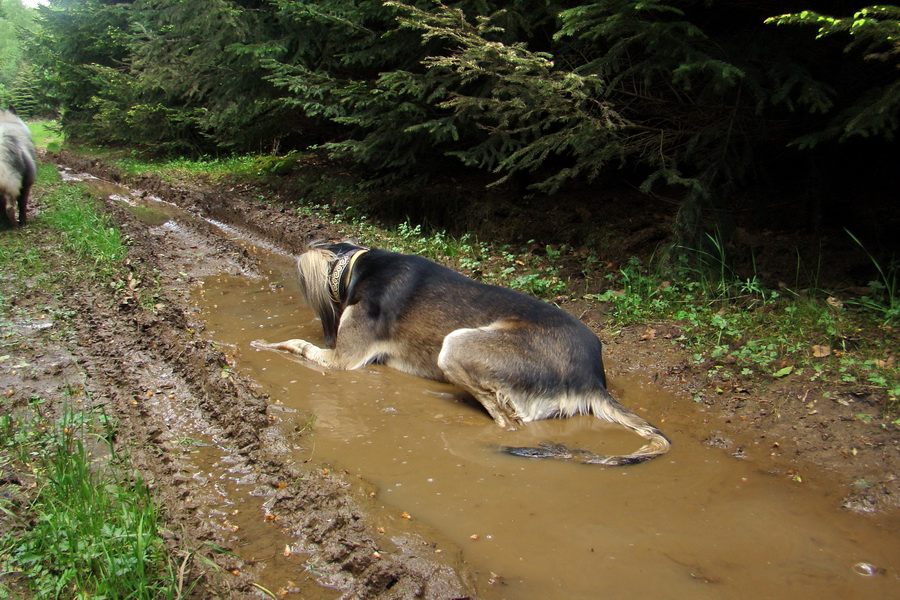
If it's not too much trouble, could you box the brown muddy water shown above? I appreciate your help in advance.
[84,170,897,599]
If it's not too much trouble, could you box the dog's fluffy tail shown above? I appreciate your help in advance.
[501,390,671,466]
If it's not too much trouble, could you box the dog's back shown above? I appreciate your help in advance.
[348,250,607,390]
[0,110,36,227]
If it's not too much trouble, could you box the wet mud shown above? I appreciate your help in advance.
[2,152,896,599]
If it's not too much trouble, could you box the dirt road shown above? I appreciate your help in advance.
[2,151,896,598]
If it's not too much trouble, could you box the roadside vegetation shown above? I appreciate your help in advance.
[5,1,895,255]
[0,397,187,599]
[0,155,188,597]
[312,192,900,424]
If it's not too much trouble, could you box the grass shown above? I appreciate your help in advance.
[41,185,128,276]
[595,249,900,416]
[0,149,185,597]
[74,145,292,183]
[845,229,899,324]
[112,154,262,181]
[0,165,127,285]
[28,120,64,153]
[0,397,186,599]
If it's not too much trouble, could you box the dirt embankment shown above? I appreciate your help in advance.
[3,151,896,597]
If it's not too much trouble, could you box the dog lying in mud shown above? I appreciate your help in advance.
[0,110,36,228]
[254,240,670,466]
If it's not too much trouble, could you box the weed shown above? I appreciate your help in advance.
[109,153,262,182]
[294,410,318,437]
[845,229,899,324]
[595,248,900,412]
[594,257,682,322]
[28,120,65,153]
[0,398,184,599]
[41,186,127,275]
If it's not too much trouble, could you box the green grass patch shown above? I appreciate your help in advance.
[111,153,263,181]
[595,254,900,413]
[28,120,65,152]
[9,163,128,280]
[0,397,186,599]
[40,186,127,274]
[0,221,49,282]
[64,144,279,183]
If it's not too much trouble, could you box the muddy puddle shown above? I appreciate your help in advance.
[200,256,898,600]
[77,169,898,599]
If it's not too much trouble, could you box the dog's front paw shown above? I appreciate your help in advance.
[251,339,311,357]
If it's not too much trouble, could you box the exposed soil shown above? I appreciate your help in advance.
[1,150,897,598]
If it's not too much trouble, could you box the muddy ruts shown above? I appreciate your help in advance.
[55,190,473,599]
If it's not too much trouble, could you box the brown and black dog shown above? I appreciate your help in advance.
[0,110,36,228]
[254,240,670,466]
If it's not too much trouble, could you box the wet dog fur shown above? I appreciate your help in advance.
[254,240,671,466]
[0,110,36,228]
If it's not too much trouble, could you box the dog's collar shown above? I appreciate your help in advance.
[328,248,369,303]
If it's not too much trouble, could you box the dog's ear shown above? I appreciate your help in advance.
[297,248,341,347]
[308,239,366,256]
[307,239,333,252]
[335,241,368,256]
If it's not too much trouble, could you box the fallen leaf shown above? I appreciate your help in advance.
[812,345,831,358]
[772,366,793,378]
[874,357,895,368]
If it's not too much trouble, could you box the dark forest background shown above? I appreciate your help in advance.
[2,1,898,276]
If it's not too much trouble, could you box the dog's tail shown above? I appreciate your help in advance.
[500,389,671,467]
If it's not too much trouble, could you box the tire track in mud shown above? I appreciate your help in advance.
[51,157,475,599]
